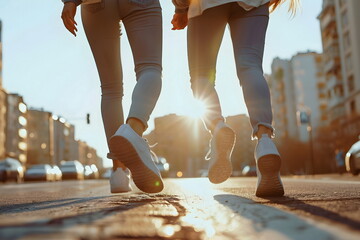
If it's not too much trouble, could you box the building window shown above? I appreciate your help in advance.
[335,85,344,97]
[343,32,351,51]
[345,54,353,72]
[348,75,354,92]
[341,11,348,29]
[350,100,356,114]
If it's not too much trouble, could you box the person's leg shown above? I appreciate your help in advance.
[81,0,125,170]
[188,4,236,184]
[229,4,284,197]
[107,0,163,193]
[187,6,228,132]
[122,0,163,136]
[229,4,274,139]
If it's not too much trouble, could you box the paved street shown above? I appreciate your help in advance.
[0,176,359,240]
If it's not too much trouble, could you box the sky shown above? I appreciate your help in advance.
[0,0,323,167]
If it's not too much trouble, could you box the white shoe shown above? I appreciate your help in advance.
[109,124,163,193]
[207,121,236,184]
[255,134,284,197]
[110,168,132,193]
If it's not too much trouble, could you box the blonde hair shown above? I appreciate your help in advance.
[270,0,300,15]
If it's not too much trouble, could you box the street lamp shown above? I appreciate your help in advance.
[297,108,315,175]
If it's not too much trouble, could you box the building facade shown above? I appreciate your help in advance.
[147,114,210,177]
[0,20,5,160]
[0,89,6,160]
[5,94,28,165]
[52,116,77,165]
[27,109,54,166]
[269,52,325,143]
[318,0,360,150]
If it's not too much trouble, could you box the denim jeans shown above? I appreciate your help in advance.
[187,3,274,137]
[81,0,162,143]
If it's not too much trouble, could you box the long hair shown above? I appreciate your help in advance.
[270,0,300,15]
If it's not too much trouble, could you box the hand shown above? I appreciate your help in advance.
[171,13,188,30]
[61,2,78,36]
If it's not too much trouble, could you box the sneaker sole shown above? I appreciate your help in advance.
[256,155,284,197]
[111,187,131,194]
[109,136,163,193]
[208,128,235,184]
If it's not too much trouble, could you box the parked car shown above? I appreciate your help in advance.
[51,165,62,181]
[0,158,24,183]
[242,165,257,176]
[24,164,54,181]
[84,164,99,179]
[102,168,112,179]
[345,138,360,176]
[151,152,169,178]
[60,160,84,180]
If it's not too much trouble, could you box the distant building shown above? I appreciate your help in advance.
[5,94,28,165]
[269,52,325,142]
[0,20,2,87]
[76,140,102,168]
[27,109,54,166]
[318,0,360,150]
[0,88,6,160]
[52,115,77,165]
[0,21,5,160]
[225,114,256,170]
[147,114,210,177]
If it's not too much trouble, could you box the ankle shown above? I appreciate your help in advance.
[127,118,145,137]
[256,125,272,139]
[112,160,126,171]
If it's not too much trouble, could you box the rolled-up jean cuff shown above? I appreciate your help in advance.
[252,122,275,140]
[126,116,148,131]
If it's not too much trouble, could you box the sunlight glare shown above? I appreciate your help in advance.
[186,98,207,119]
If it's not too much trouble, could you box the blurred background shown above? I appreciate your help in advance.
[0,0,359,182]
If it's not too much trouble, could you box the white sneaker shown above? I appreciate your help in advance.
[110,168,132,193]
[207,121,236,184]
[109,124,163,193]
[255,134,284,197]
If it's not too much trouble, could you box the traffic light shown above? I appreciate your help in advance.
[86,113,90,124]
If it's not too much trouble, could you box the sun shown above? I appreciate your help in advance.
[186,98,207,119]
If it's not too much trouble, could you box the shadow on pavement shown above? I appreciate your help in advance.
[260,196,360,231]
[0,193,157,240]
[0,196,112,215]
[214,194,355,240]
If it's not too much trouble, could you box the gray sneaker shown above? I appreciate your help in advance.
[109,124,163,193]
[207,121,236,184]
[255,134,284,197]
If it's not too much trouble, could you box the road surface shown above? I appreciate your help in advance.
[0,176,359,239]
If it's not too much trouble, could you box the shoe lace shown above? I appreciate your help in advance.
[205,138,212,161]
[143,139,159,162]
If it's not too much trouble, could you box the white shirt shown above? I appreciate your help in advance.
[174,0,271,18]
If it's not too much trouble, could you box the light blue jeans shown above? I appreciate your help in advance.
[187,3,274,137]
[81,0,162,143]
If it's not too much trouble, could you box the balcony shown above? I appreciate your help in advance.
[327,75,342,89]
[328,95,344,109]
[324,57,340,73]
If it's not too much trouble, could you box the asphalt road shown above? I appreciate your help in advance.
[0,176,359,240]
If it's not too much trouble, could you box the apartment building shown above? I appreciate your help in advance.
[0,89,6,160]
[318,0,360,149]
[147,114,210,177]
[27,109,54,165]
[0,20,5,160]
[269,52,325,143]
[5,94,28,165]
